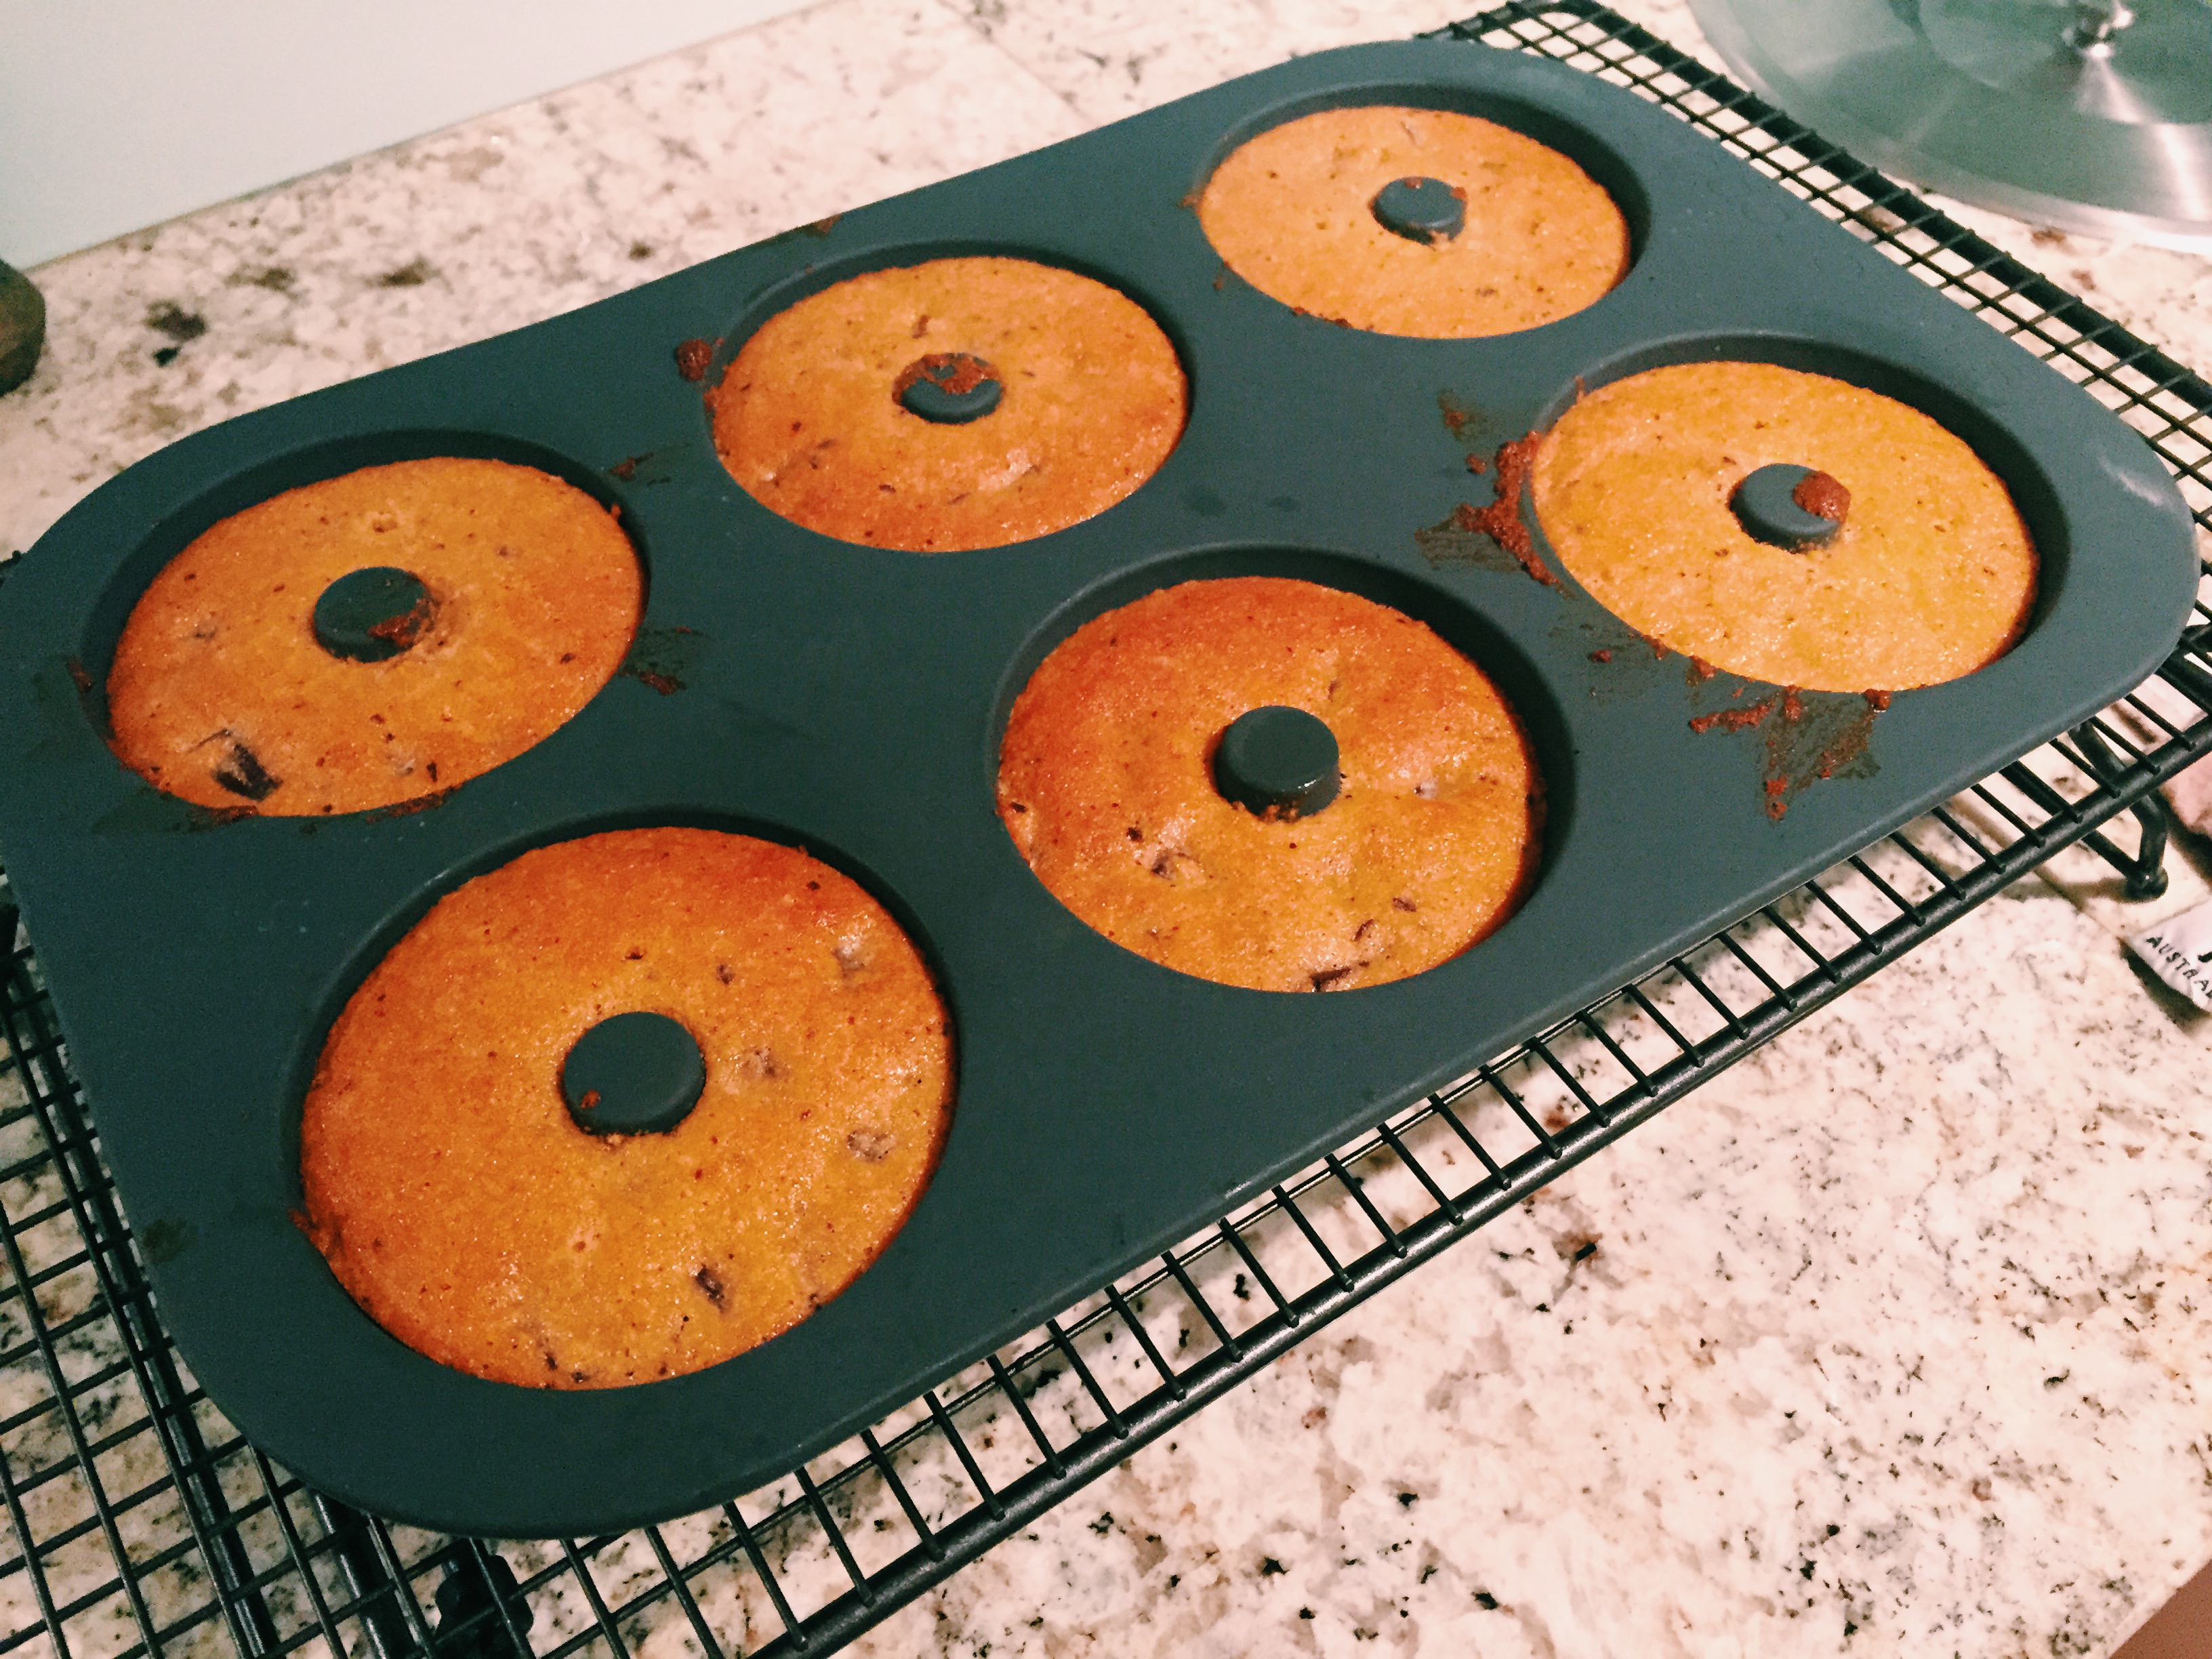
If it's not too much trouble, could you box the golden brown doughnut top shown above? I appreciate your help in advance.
[711,258,1187,552]
[1531,362,2039,691]
[299,827,953,1388]
[1197,106,1629,338]
[998,577,1541,992]
[106,457,640,816]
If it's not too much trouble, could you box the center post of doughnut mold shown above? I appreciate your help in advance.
[893,352,1004,424]
[560,1011,708,1136]
[312,565,439,662]
[1213,704,1343,820]
[1370,176,1468,245]
[1729,463,1849,550]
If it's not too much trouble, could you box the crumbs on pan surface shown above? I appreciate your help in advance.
[674,338,716,382]
[1447,432,1555,588]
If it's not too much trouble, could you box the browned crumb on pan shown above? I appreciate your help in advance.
[1688,697,1776,735]
[1793,470,1850,522]
[1451,432,1555,587]
[674,338,715,382]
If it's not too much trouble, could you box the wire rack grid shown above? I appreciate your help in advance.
[3,3,2211,1657]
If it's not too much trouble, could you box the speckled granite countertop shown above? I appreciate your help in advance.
[3,2,2211,1656]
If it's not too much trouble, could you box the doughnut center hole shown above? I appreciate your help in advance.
[1730,464,1849,550]
[895,352,1004,424]
[1370,176,1467,245]
[1214,705,1340,821]
[561,1012,706,1136]
[313,566,438,661]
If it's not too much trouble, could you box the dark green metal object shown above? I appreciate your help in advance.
[0,260,45,396]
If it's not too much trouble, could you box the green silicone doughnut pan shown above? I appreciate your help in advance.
[0,39,2194,1537]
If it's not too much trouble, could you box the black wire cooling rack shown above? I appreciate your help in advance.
[4,4,2211,1656]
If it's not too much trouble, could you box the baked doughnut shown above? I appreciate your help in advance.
[711,258,1187,551]
[106,457,640,817]
[998,577,1540,992]
[1197,106,1629,337]
[298,827,953,1388]
[1530,362,2039,690]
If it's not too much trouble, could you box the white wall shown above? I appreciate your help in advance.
[0,0,816,268]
